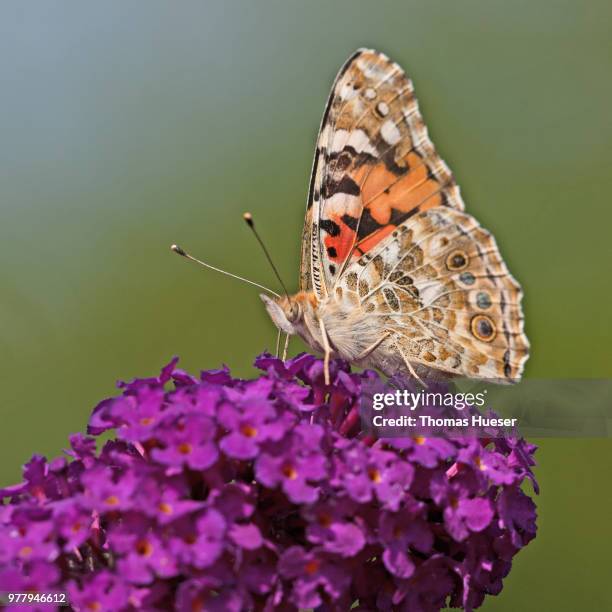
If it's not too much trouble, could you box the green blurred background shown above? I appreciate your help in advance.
[1,1,610,609]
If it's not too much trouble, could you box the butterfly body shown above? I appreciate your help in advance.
[263,49,529,383]
[262,291,384,367]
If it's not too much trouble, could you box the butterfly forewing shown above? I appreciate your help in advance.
[300,48,465,297]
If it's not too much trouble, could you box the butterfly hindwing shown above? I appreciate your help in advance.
[300,48,465,298]
[336,208,529,382]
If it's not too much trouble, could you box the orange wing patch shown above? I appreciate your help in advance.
[356,156,442,224]
[322,215,356,265]
[346,154,443,257]
[355,224,395,256]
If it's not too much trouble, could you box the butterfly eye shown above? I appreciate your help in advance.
[286,302,301,323]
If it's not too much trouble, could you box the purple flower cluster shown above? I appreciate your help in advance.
[0,354,537,611]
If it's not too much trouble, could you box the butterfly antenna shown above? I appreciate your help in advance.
[243,212,291,301]
[170,244,280,297]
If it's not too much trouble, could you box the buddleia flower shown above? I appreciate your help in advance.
[0,353,537,611]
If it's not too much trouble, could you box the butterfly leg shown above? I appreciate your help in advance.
[282,333,290,361]
[355,331,392,362]
[318,318,331,385]
[394,338,428,388]
[275,329,282,358]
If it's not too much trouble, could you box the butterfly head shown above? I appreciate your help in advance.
[260,292,315,335]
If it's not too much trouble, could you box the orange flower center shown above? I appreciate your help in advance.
[104,495,120,507]
[178,442,192,455]
[240,423,258,438]
[19,545,33,558]
[367,467,382,483]
[304,559,320,575]
[135,539,153,557]
[282,464,298,480]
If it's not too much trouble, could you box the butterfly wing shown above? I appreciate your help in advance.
[300,48,464,299]
[336,207,529,382]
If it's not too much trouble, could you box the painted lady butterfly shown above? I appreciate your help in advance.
[260,49,529,385]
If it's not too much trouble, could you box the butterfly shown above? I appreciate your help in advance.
[260,48,529,385]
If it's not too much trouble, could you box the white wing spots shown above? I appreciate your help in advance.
[430,156,453,182]
[339,82,358,101]
[415,279,444,308]
[327,128,378,156]
[318,123,330,143]
[383,239,400,269]
[380,119,401,145]
[356,54,391,79]
[402,105,418,123]
[364,87,376,100]
[405,113,432,151]
[413,124,429,148]
[342,129,378,155]
[376,101,389,117]
[329,128,349,154]
[324,192,361,216]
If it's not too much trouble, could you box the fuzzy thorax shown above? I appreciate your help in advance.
[260,292,380,363]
